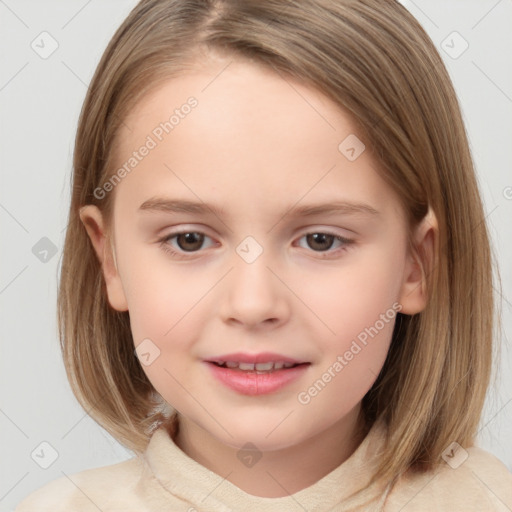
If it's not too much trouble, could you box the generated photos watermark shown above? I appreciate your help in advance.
[93,96,198,200]
[297,301,402,405]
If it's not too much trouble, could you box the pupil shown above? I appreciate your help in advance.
[308,233,334,251]
[177,232,204,251]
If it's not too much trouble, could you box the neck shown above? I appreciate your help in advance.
[173,405,367,498]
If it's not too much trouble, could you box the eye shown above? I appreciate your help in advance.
[295,231,354,257]
[159,231,216,257]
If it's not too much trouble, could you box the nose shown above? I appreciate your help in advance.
[219,248,290,330]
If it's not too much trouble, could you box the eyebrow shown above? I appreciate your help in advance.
[138,197,380,218]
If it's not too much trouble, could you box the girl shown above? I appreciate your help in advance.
[16,0,512,510]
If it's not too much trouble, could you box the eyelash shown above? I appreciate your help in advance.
[158,229,355,259]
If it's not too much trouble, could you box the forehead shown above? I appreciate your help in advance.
[120,57,351,148]
[111,57,401,223]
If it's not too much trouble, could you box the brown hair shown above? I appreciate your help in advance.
[58,0,499,502]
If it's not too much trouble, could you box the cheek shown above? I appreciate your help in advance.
[301,247,406,345]
[297,330,392,427]
[123,261,210,406]
[116,233,202,328]
[296,261,401,417]
[126,267,205,347]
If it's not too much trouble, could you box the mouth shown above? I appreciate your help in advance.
[204,353,311,395]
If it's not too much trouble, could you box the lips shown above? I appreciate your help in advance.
[204,352,311,395]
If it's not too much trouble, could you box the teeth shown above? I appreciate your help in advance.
[216,361,299,371]
[255,362,274,371]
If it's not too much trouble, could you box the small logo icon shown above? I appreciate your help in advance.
[338,134,366,161]
[236,236,263,264]
[237,442,262,468]
[441,31,469,59]
[32,237,58,263]
[31,31,59,59]
[31,441,59,469]
[135,338,161,366]
[441,441,468,469]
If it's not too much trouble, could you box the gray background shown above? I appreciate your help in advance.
[1,1,511,510]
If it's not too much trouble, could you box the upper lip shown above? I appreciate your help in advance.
[205,352,307,364]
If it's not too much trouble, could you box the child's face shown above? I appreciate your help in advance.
[82,55,427,450]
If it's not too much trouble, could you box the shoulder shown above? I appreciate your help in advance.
[15,456,149,512]
[385,445,512,511]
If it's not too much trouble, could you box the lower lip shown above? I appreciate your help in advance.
[205,362,310,396]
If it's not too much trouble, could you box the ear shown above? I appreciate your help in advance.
[79,205,128,312]
[398,206,438,315]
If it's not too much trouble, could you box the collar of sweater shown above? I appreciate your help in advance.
[142,418,391,512]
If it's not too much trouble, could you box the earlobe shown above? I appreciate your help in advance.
[398,207,438,315]
[79,205,129,312]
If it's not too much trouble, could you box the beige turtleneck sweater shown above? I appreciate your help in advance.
[15,419,512,511]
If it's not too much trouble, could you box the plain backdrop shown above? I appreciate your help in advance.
[1,1,511,510]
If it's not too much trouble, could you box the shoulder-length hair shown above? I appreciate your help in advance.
[58,0,498,500]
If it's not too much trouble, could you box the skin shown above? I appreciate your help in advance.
[80,53,435,498]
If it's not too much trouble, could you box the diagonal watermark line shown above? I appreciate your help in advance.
[396,472,438,511]
[265,470,308,511]
[265,265,336,335]
[60,385,115,440]
[273,68,336,131]
[163,367,233,437]
[266,163,337,234]
[260,1,294,32]
[96,427,132,458]
[201,60,233,93]
[0,471,29,502]
[61,207,79,234]
[265,410,294,438]
[472,61,512,104]
[163,267,234,336]
[470,469,512,511]
[61,0,93,29]
[471,0,503,30]
[61,471,105,511]
[163,163,233,233]
[60,410,90,440]
[0,0,29,28]
[0,408,29,438]
[61,61,132,132]
[476,397,512,438]
[200,470,234,503]
[330,479,394,512]
[0,265,28,295]
[407,0,439,29]
[61,60,89,88]
[0,202,29,233]
[0,62,29,91]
